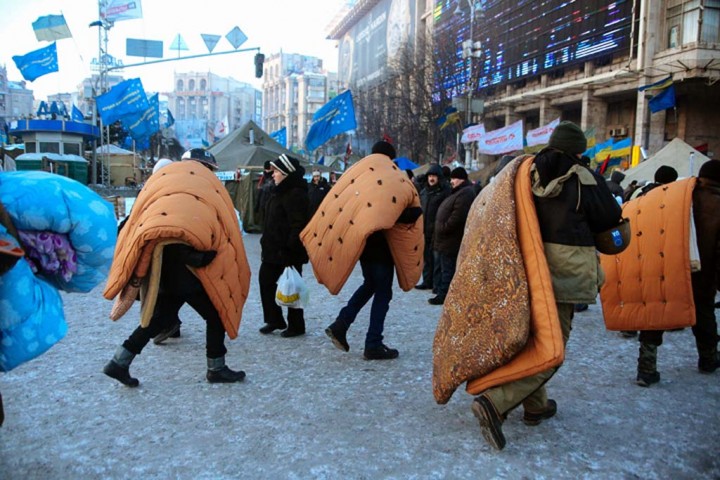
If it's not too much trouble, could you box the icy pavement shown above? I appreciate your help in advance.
[1,233,718,479]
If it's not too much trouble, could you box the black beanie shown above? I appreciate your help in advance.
[698,160,720,183]
[270,154,300,176]
[654,165,678,184]
[450,167,468,180]
[371,141,397,159]
[548,121,587,155]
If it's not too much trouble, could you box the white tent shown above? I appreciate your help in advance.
[621,138,710,188]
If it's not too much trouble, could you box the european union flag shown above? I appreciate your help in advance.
[71,104,84,122]
[305,90,357,151]
[96,78,149,125]
[122,93,159,142]
[12,42,59,82]
[270,127,287,147]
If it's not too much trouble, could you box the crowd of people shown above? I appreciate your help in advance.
[2,122,717,455]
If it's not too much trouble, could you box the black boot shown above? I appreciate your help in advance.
[103,346,139,387]
[206,356,246,383]
[698,352,720,374]
[281,316,305,338]
[0,391,4,427]
[325,321,350,352]
[259,322,286,334]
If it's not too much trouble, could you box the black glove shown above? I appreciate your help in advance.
[185,250,217,268]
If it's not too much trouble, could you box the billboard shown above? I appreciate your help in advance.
[338,0,416,87]
[433,0,635,96]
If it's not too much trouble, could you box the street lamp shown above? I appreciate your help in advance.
[455,0,484,125]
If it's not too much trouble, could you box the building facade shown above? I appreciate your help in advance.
[329,0,720,165]
[168,72,261,150]
[261,52,330,152]
[0,66,35,123]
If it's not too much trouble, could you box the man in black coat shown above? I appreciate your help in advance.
[429,167,477,305]
[258,154,310,337]
[307,170,330,218]
[416,164,450,292]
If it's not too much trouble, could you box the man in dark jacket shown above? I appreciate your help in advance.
[255,160,275,228]
[429,167,476,305]
[635,160,720,386]
[325,141,423,360]
[307,170,330,218]
[607,170,625,201]
[258,154,310,337]
[415,164,450,292]
[471,121,622,450]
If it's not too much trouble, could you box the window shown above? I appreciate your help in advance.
[666,0,701,47]
[63,143,80,155]
[200,79,207,90]
[702,1,720,43]
[176,79,184,91]
[189,79,195,91]
[39,142,60,154]
[25,141,37,153]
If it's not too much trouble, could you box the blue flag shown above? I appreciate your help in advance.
[12,42,59,82]
[72,105,84,122]
[165,109,175,128]
[96,78,149,125]
[305,90,357,151]
[270,127,287,147]
[122,93,160,142]
[649,85,676,113]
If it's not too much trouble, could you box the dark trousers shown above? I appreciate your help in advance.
[259,262,304,328]
[336,259,394,349]
[421,241,441,291]
[123,288,227,359]
[437,251,458,298]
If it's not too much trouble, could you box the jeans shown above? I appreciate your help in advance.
[336,259,394,349]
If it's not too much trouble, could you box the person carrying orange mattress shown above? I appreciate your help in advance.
[634,160,720,386]
[103,148,250,387]
[313,141,423,360]
[471,121,622,450]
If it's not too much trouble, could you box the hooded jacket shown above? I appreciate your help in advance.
[433,180,476,256]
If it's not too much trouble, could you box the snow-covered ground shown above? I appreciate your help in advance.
[1,233,718,479]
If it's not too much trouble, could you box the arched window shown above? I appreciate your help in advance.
[200,79,207,90]
[189,79,196,91]
[176,79,184,91]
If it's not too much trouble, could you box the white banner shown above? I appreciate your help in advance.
[476,120,524,155]
[526,118,560,147]
[100,0,143,23]
[461,124,486,144]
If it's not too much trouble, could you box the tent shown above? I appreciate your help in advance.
[621,138,710,188]
[225,172,263,233]
[209,120,329,172]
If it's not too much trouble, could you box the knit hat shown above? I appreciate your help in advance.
[548,121,587,155]
[263,160,272,170]
[270,154,300,176]
[427,164,443,177]
[312,170,321,177]
[654,165,678,184]
[698,160,720,182]
[371,141,397,159]
[450,167,468,180]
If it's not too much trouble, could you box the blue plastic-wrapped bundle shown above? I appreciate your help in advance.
[0,171,117,292]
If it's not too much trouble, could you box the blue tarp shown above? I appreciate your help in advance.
[395,157,419,170]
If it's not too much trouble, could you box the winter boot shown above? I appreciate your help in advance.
[103,346,139,387]
[325,320,350,352]
[0,391,4,427]
[698,352,720,374]
[206,356,246,383]
[281,316,306,338]
[636,342,660,387]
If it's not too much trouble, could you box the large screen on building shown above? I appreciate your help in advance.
[433,0,635,98]
[338,0,417,88]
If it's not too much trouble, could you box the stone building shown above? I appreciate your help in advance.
[261,52,331,152]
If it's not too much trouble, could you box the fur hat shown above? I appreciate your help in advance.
[270,154,300,176]
[181,148,218,170]
[654,165,678,184]
[371,141,397,159]
[698,160,720,183]
[427,164,443,177]
[548,121,587,155]
[450,167,468,180]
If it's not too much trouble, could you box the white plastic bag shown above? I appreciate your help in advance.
[275,266,309,308]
